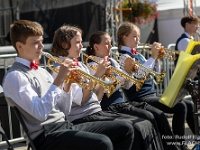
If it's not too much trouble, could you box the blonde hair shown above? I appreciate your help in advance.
[117,22,140,52]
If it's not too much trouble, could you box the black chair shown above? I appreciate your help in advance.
[12,106,36,150]
[0,85,13,150]
[0,126,13,150]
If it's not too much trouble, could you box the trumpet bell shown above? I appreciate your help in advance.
[142,43,179,60]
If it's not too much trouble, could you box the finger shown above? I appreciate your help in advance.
[105,61,110,66]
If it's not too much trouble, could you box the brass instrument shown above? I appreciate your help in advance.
[111,52,166,84]
[82,52,146,91]
[82,53,122,86]
[42,51,117,97]
[141,43,180,60]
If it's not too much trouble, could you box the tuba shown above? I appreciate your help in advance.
[111,52,166,84]
[82,52,146,91]
[42,51,117,97]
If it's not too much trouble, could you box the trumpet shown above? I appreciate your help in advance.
[42,51,117,97]
[141,43,179,60]
[111,52,166,84]
[82,52,146,91]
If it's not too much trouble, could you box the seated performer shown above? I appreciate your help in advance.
[85,30,182,150]
[117,21,195,150]
[2,20,135,150]
[51,24,164,150]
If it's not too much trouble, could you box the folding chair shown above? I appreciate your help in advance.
[12,106,36,150]
[0,126,13,150]
[0,85,13,150]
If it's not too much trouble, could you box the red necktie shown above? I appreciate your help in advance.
[30,61,38,70]
[131,48,137,54]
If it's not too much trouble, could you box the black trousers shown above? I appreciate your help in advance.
[33,120,134,150]
[132,93,195,143]
[102,102,180,150]
[72,110,163,150]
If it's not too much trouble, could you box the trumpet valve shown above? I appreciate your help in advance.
[132,64,139,72]
[158,48,165,58]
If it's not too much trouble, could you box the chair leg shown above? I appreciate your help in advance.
[7,146,13,150]
[27,143,31,150]
[0,132,13,150]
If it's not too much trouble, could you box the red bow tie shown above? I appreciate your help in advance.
[131,48,137,54]
[30,61,38,70]
[105,56,109,61]
[73,59,79,66]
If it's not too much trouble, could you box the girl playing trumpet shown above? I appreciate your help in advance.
[85,30,181,150]
[51,25,164,150]
[117,21,195,150]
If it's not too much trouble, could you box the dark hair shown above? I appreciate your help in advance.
[10,20,43,53]
[181,15,199,28]
[117,22,139,52]
[85,31,108,56]
[51,25,82,56]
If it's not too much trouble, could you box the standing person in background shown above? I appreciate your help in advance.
[51,24,164,150]
[175,15,199,51]
[85,30,181,150]
[117,21,195,150]
[175,15,200,65]
[3,20,135,150]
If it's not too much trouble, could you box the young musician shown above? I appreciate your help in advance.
[175,15,200,65]
[85,31,182,150]
[175,15,199,51]
[51,24,164,150]
[117,21,195,150]
[2,20,135,150]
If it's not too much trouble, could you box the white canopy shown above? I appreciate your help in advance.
[155,0,200,11]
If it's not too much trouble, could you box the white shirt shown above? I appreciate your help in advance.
[177,32,193,51]
[3,57,72,121]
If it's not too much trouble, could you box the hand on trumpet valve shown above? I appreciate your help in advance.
[59,58,75,77]
[68,70,83,83]
[124,57,137,73]
[95,58,111,78]
[158,47,165,59]
[151,42,162,59]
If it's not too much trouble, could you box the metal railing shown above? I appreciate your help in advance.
[0,43,175,147]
